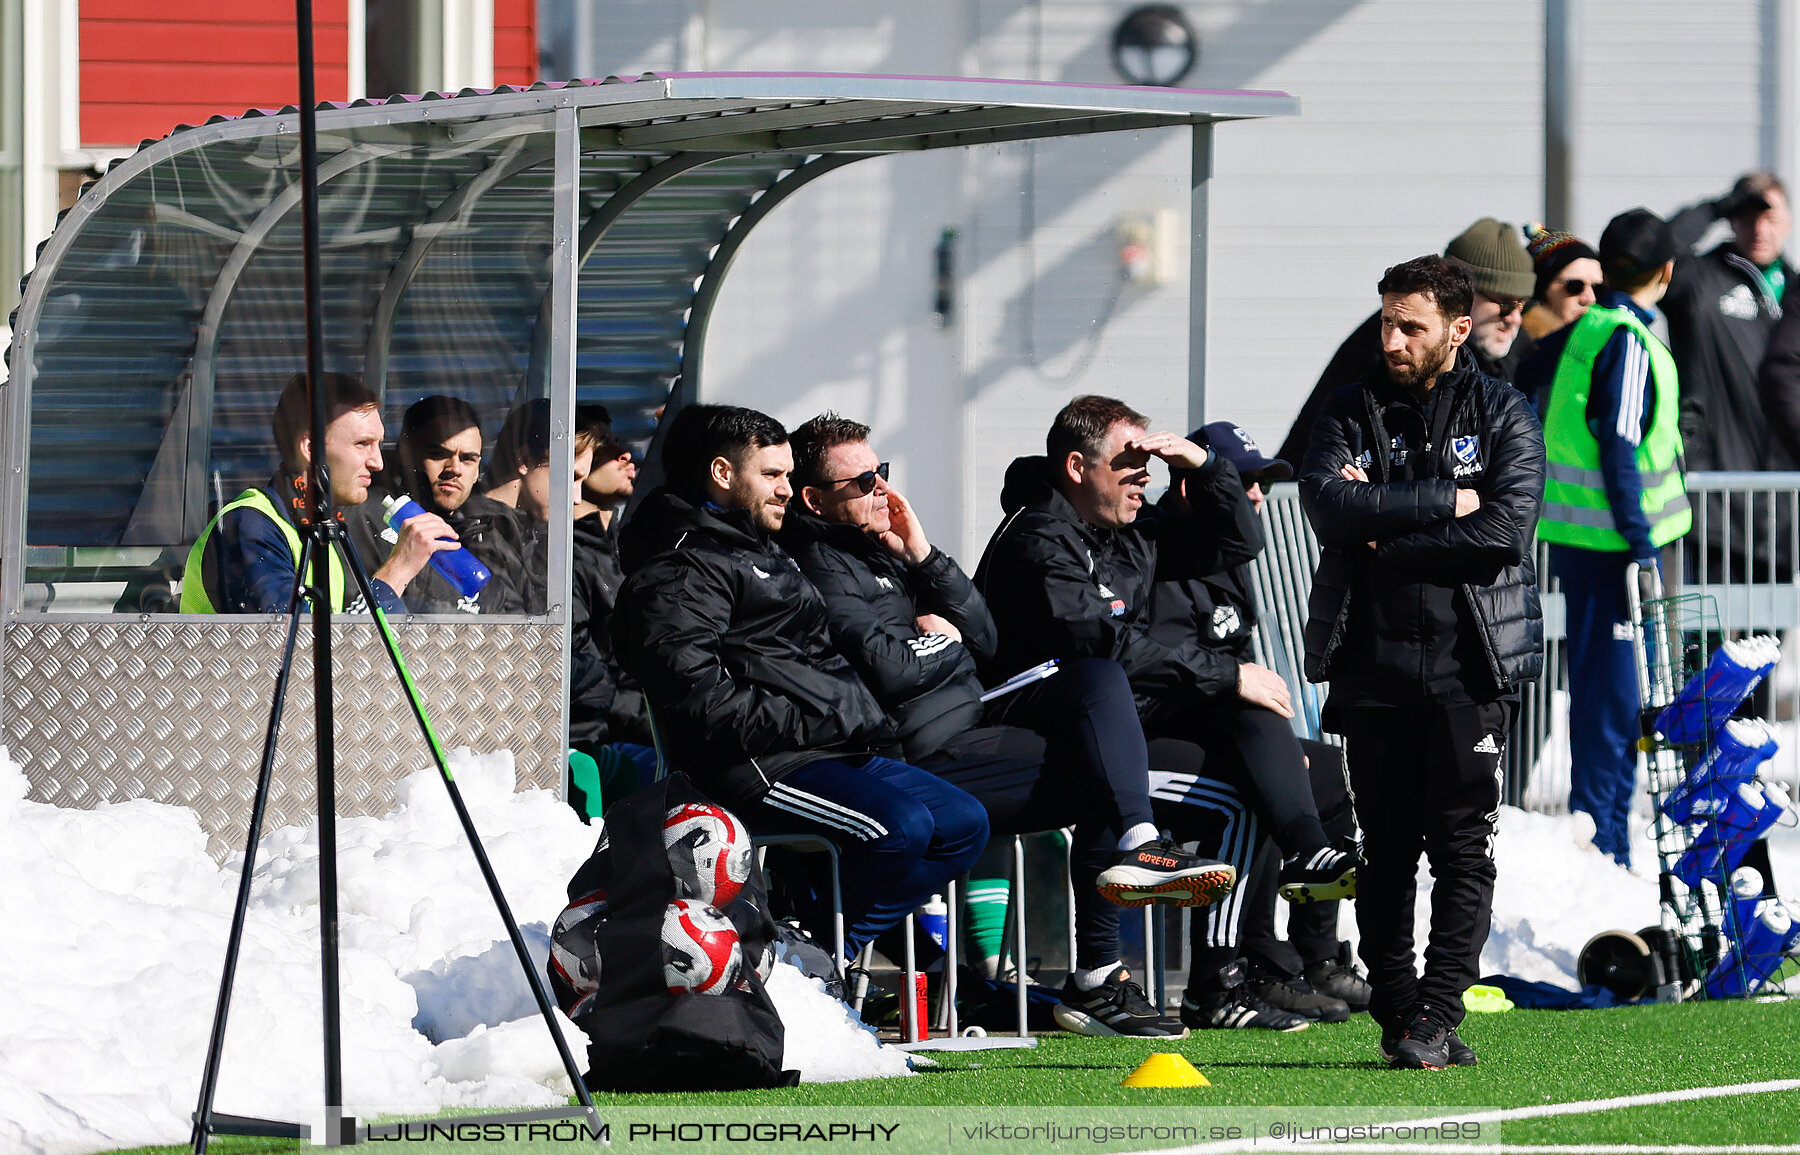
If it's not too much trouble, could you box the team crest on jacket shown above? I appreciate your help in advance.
[1451,435,1482,478]
[1211,603,1240,638]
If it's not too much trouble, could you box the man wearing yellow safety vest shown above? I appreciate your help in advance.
[1537,209,1691,868]
[181,372,459,614]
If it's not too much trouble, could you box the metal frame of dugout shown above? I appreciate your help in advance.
[0,72,1296,854]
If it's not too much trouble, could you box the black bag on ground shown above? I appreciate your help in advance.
[547,772,799,1091]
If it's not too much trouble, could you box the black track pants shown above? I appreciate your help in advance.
[1142,697,1330,856]
[1342,700,1513,1031]
[1238,739,1355,975]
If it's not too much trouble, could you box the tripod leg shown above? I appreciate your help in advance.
[191,544,317,1154]
[332,537,600,1127]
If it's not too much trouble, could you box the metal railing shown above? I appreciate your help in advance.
[1248,474,1800,813]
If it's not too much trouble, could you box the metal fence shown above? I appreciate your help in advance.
[1248,474,1800,813]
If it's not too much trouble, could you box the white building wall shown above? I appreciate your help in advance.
[557,0,1780,561]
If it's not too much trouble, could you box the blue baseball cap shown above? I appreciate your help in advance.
[1194,421,1293,482]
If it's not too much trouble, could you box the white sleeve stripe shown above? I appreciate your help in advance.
[1616,336,1650,446]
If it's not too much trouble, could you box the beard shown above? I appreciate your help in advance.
[1385,331,1454,391]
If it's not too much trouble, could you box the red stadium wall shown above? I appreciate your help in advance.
[494,0,538,88]
[81,0,352,148]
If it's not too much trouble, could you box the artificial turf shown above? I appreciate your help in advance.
[112,997,1800,1153]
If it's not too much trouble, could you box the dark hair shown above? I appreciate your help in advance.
[396,395,482,496]
[1729,170,1788,220]
[789,412,872,489]
[490,398,552,479]
[271,371,381,467]
[659,404,788,493]
[1377,254,1474,321]
[574,402,617,459]
[1047,395,1149,462]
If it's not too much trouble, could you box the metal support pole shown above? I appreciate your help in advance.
[1545,0,1578,230]
[1187,122,1212,434]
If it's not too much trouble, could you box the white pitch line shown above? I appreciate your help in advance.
[1145,1078,1800,1155]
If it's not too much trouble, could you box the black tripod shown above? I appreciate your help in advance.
[187,4,598,1148]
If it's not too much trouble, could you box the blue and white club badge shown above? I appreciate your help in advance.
[1452,435,1480,465]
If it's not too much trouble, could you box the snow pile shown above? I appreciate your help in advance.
[0,747,907,1155]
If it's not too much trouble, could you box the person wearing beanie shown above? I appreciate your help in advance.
[1276,218,1536,467]
[1514,226,1605,409]
[1522,225,1603,339]
[1537,208,1689,868]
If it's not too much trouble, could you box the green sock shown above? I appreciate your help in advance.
[963,878,1010,976]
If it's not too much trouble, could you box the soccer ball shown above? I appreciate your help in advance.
[547,887,609,1017]
[662,802,754,906]
[662,900,744,995]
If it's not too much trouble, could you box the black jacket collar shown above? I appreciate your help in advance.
[619,486,769,573]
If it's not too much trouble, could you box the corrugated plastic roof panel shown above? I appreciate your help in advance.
[6,73,1295,558]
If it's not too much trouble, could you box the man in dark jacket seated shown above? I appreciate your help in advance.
[182,372,456,615]
[782,413,1238,1038]
[1150,421,1371,1025]
[1300,254,1544,1070]
[568,405,656,811]
[612,404,988,965]
[344,395,531,615]
[975,396,1356,1032]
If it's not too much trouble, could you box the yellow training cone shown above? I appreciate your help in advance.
[1122,1052,1210,1088]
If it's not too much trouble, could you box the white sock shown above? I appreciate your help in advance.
[1074,961,1123,991]
[1118,823,1160,852]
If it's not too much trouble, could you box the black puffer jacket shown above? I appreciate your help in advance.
[1299,349,1545,702]
[1146,467,1266,694]
[1664,241,1797,472]
[341,490,530,615]
[613,488,896,807]
[781,509,996,761]
[973,451,1253,707]
[570,509,651,749]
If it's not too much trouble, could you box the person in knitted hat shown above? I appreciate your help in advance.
[1522,224,1603,339]
[1276,219,1537,467]
[1444,217,1537,371]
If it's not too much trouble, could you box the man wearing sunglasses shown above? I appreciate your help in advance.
[782,413,1241,1038]
[614,404,989,969]
[1276,219,1537,468]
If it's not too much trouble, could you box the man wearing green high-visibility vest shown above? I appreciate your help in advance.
[1538,208,1691,868]
[181,372,460,615]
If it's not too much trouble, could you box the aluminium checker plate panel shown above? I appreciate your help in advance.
[3,619,564,859]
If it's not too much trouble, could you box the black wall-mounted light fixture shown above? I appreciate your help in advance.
[1110,5,1199,88]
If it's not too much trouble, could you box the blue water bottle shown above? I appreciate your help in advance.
[382,494,491,598]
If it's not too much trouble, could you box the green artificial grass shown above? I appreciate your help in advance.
[111,998,1800,1153]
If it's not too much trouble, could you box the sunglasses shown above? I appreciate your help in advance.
[1488,296,1526,317]
[822,461,890,495]
[1558,278,1602,296]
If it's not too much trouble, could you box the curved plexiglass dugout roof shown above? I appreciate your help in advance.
[1,72,1295,613]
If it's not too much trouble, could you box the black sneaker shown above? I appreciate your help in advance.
[1053,967,1189,1038]
[1391,1007,1454,1069]
[1248,968,1351,1023]
[1097,841,1238,908]
[1278,846,1357,903]
[1303,944,1373,1012]
[1379,1020,1474,1067]
[1180,961,1310,1032]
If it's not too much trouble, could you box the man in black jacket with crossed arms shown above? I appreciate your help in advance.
[1301,254,1544,1070]
[782,413,1238,1038]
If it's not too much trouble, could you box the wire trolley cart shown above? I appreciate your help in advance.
[1606,562,1800,1002]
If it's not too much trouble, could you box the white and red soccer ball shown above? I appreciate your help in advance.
[663,802,754,907]
[661,899,744,995]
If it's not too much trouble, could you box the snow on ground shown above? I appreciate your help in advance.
[5,742,1796,1155]
[0,747,906,1155]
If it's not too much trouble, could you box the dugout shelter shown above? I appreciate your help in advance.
[0,72,1295,852]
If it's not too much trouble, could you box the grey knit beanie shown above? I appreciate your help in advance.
[1443,218,1536,300]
